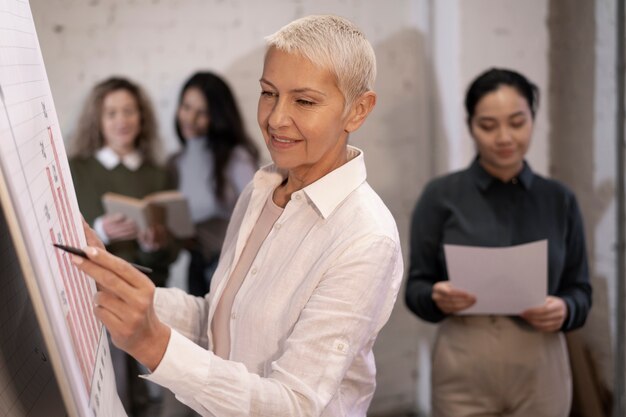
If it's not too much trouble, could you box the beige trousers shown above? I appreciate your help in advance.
[432,316,572,417]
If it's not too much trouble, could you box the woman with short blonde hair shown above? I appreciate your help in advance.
[265,14,377,106]
[74,15,402,417]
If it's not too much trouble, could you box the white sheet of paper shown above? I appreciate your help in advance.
[444,240,547,315]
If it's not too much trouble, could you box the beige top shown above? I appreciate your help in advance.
[211,192,283,359]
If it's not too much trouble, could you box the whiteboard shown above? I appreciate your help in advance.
[0,0,126,416]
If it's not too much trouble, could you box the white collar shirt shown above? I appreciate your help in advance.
[145,145,403,417]
[95,146,143,171]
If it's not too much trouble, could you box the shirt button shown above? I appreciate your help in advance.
[274,223,281,230]
[295,194,301,200]
[251,267,258,275]
[511,178,518,185]
[231,312,236,320]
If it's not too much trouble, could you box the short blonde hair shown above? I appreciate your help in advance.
[265,15,377,106]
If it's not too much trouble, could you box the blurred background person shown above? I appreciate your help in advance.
[405,68,592,417]
[168,71,258,296]
[69,76,179,416]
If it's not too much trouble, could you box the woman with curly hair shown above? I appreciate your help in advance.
[69,76,179,415]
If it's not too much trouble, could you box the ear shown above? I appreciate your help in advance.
[344,91,377,133]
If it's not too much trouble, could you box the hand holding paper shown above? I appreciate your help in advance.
[432,281,476,314]
[443,240,547,315]
[520,296,568,332]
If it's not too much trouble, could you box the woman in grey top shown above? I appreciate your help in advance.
[168,72,258,296]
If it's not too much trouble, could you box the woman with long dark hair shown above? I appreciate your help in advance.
[168,72,259,296]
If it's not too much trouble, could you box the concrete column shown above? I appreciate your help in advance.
[548,0,616,414]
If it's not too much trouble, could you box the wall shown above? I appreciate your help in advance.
[548,0,616,412]
[592,0,618,392]
[459,0,550,174]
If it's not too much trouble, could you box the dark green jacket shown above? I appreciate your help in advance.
[69,156,179,287]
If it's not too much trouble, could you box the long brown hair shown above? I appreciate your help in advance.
[70,77,159,164]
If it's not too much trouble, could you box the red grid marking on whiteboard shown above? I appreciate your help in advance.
[57,185,99,346]
[50,228,91,391]
[46,167,95,374]
[48,127,79,245]
[48,126,101,343]
[46,166,94,355]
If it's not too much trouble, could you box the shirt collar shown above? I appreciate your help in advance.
[95,146,143,171]
[252,145,367,219]
[470,156,534,191]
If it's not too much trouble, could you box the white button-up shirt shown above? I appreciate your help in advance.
[145,146,403,416]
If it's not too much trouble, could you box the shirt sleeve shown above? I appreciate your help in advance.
[93,216,110,245]
[557,193,592,331]
[404,180,448,323]
[152,287,209,347]
[145,235,403,417]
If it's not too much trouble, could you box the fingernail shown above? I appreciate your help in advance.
[70,254,83,265]
[85,246,98,257]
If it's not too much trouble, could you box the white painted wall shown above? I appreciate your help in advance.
[592,0,617,391]
[459,0,550,175]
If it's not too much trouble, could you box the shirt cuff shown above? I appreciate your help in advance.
[93,216,110,245]
[141,328,212,393]
[560,297,575,331]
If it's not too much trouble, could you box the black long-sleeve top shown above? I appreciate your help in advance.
[405,158,592,332]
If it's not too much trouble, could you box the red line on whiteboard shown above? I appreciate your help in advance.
[55,187,71,251]
[63,254,95,370]
[81,269,101,334]
[45,167,68,246]
[50,228,91,391]
[48,127,80,246]
[46,167,98,356]
[48,127,99,353]
[58,186,99,346]
[48,127,101,361]
[56,183,76,247]
[66,256,97,355]
[63,246,97,356]
[48,169,93,360]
